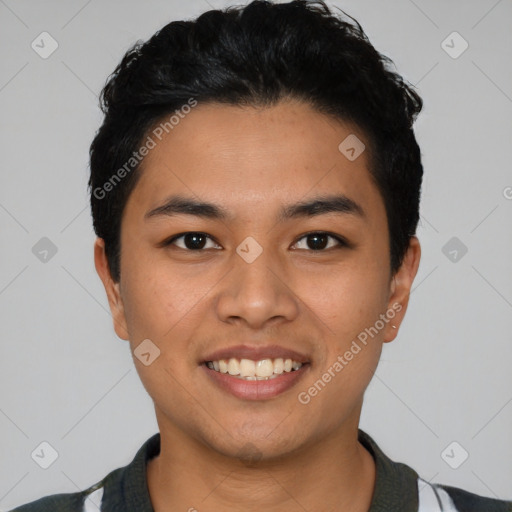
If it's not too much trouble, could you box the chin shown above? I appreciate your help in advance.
[205,420,307,462]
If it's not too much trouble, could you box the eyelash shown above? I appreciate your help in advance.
[162,231,349,252]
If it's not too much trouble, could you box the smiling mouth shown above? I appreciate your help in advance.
[204,357,306,381]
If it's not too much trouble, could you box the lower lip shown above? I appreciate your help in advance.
[201,364,310,401]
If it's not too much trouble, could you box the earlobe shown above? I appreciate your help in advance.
[93,238,130,340]
[383,236,421,343]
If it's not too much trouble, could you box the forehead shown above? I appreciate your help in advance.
[124,100,384,224]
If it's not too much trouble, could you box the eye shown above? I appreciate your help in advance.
[164,232,221,251]
[291,231,347,251]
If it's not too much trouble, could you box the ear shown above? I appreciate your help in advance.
[383,236,421,343]
[94,237,129,340]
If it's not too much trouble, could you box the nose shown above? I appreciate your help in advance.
[215,244,300,330]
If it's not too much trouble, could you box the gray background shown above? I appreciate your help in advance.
[1,0,511,509]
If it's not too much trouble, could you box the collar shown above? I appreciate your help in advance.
[358,429,419,512]
[100,429,419,511]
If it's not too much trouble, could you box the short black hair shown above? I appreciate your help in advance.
[89,0,423,282]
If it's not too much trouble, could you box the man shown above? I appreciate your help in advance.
[12,1,512,511]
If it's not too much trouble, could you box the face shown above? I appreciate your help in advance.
[95,99,420,460]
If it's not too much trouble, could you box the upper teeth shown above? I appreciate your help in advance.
[206,358,303,379]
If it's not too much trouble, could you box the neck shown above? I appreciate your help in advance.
[147,416,375,512]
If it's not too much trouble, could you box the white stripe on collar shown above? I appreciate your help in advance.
[418,478,458,511]
[82,487,104,512]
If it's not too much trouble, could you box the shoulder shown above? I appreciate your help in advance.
[9,493,85,512]
[420,478,512,512]
[8,433,158,512]
[8,485,103,512]
[435,483,512,512]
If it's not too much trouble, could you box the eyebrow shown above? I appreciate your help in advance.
[144,193,365,222]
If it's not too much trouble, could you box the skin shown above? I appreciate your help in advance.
[95,99,421,512]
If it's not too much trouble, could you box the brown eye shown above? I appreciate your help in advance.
[165,232,221,250]
[292,232,346,251]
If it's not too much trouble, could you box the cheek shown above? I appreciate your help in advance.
[294,267,387,430]
[120,253,200,338]
[294,260,388,394]
[119,266,205,402]
[119,254,224,378]
[293,259,390,340]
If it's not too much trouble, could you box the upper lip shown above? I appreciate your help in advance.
[202,345,310,364]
